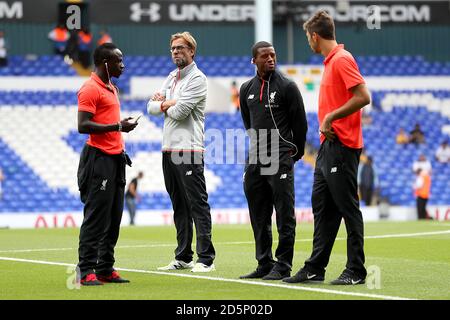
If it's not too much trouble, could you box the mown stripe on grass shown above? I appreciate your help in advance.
[0,256,416,300]
[1,229,449,253]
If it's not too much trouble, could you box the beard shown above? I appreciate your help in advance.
[174,57,187,68]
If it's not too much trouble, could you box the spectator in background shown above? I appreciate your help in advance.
[409,123,425,145]
[435,141,450,163]
[413,154,432,174]
[64,29,79,64]
[359,148,368,164]
[358,156,379,206]
[396,127,409,145]
[97,29,113,46]
[125,171,144,226]
[414,169,431,220]
[78,27,93,68]
[0,31,8,67]
[48,23,70,56]
[230,80,240,112]
[0,167,4,200]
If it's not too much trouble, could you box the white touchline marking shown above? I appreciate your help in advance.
[0,247,75,253]
[0,256,415,301]
[0,256,73,267]
[1,229,449,254]
[363,230,450,239]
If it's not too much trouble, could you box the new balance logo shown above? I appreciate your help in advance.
[248,94,254,99]
[280,173,287,179]
[330,167,337,173]
[186,171,192,176]
[130,2,161,22]
[100,179,108,191]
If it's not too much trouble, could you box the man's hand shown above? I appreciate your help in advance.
[121,117,138,133]
[152,92,165,101]
[318,84,370,142]
[320,113,336,141]
[161,99,177,112]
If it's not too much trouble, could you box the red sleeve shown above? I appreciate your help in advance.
[78,84,99,114]
[336,55,365,91]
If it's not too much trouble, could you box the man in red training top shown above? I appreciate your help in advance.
[77,43,138,285]
[284,10,371,285]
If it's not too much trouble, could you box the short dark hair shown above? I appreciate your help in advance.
[303,10,335,40]
[93,43,118,67]
[251,41,273,59]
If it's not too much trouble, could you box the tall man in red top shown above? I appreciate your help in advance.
[77,43,138,285]
[284,11,371,285]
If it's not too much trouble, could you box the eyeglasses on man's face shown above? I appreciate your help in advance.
[170,45,190,53]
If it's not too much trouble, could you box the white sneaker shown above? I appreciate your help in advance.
[157,260,194,271]
[191,263,216,273]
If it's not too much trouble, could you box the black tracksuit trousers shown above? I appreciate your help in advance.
[243,152,296,272]
[416,197,428,220]
[162,152,215,266]
[304,139,367,279]
[77,144,127,278]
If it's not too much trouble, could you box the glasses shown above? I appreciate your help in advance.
[170,45,190,53]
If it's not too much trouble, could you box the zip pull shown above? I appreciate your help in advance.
[259,79,265,102]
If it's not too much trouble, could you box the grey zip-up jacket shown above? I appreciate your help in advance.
[147,61,207,152]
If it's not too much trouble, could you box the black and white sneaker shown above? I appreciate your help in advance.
[330,271,365,285]
[157,260,194,271]
[282,268,324,284]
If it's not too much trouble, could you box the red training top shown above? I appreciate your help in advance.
[319,44,365,149]
[78,72,124,154]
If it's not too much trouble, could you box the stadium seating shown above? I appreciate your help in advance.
[1,54,449,98]
[0,55,449,213]
[1,93,449,212]
[1,54,449,85]
[121,54,450,77]
[309,54,450,76]
[0,55,77,76]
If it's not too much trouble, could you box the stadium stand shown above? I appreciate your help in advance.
[1,54,449,78]
[0,55,449,215]
[0,55,77,76]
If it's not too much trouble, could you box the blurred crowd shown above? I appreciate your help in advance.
[48,24,112,68]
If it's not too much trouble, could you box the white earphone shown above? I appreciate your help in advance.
[104,61,112,85]
[266,75,299,159]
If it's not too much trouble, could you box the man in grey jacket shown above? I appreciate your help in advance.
[147,31,215,273]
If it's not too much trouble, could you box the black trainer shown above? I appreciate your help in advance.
[239,264,273,279]
[262,269,290,281]
[330,270,365,285]
[282,268,324,283]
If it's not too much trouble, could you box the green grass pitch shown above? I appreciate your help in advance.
[0,221,449,300]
